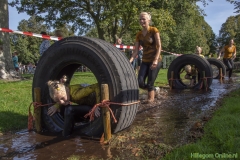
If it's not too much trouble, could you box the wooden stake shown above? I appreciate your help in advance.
[34,87,41,132]
[219,68,223,84]
[202,71,207,91]
[101,84,111,144]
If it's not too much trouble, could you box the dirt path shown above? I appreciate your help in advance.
[0,78,239,160]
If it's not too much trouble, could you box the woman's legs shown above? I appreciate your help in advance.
[146,62,162,102]
[223,58,234,78]
[138,62,161,102]
[138,62,149,89]
[63,105,92,137]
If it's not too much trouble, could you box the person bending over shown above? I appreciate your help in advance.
[47,75,100,137]
[184,65,197,87]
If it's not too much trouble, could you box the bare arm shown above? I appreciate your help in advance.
[217,47,224,59]
[232,47,237,59]
[151,32,161,70]
[130,42,140,63]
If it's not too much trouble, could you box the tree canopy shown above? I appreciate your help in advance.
[9,0,238,58]
[10,16,75,64]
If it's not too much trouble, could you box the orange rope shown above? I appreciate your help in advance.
[28,100,140,131]
[28,102,55,131]
[84,100,140,123]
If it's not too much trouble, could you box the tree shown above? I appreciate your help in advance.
[9,0,175,44]
[0,0,16,79]
[10,17,75,65]
[218,15,240,50]
[150,0,216,55]
[10,0,232,55]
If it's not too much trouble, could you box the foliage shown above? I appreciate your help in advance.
[9,16,75,65]
[218,15,240,51]
[0,39,3,45]
[10,16,49,64]
[9,0,237,56]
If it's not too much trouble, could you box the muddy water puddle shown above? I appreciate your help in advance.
[0,78,240,160]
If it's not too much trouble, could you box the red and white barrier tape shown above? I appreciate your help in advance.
[114,44,135,50]
[0,28,62,41]
[114,44,182,56]
[1,27,182,56]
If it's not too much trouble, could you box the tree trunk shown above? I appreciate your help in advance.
[0,0,15,79]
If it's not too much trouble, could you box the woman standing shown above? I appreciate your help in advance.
[217,39,237,80]
[130,12,162,103]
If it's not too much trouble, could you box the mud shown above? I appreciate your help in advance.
[0,77,240,160]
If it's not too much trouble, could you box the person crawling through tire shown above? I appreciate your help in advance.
[47,75,101,137]
[183,65,197,87]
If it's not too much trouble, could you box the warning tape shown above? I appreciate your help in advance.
[0,27,182,56]
[0,27,62,41]
[114,44,135,50]
[114,44,182,56]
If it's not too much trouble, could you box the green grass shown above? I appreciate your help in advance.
[0,80,32,133]
[162,89,240,160]
[0,70,169,133]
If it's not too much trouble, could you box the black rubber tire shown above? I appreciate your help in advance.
[167,54,213,89]
[32,36,139,137]
[207,58,226,79]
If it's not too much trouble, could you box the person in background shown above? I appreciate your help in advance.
[195,46,205,58]
[55,29,64,39]
[130,12,162,103]
[12,51,19,76]
[208,53,213,58]
[115,38,125,54]
[39,31,51,56]
[217,39,237,80]
[137,46,143,74]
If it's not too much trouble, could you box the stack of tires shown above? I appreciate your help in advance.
[167,54,226,89]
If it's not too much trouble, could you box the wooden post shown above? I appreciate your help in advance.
[101,84,111,143]
[34,87,41,132]
[219,68,223,84]
[170,71,174,90]
[202,71,207,91]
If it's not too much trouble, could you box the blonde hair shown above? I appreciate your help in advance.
[47,75,68,101]
[196,46,202,53]
[140,12,151,20]
[184,65,191,73]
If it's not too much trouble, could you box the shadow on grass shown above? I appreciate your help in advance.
[0,111,28,133]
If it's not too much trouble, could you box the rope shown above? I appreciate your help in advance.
[84,100,140,123]
[28,102,55,131]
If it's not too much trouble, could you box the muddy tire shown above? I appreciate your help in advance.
[32,36,139,137]
[207,58,226,79]
[167,54,213,89]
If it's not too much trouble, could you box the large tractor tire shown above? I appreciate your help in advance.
[207,58,226,79]
[32,36,139,137]
[167,54,213,89]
